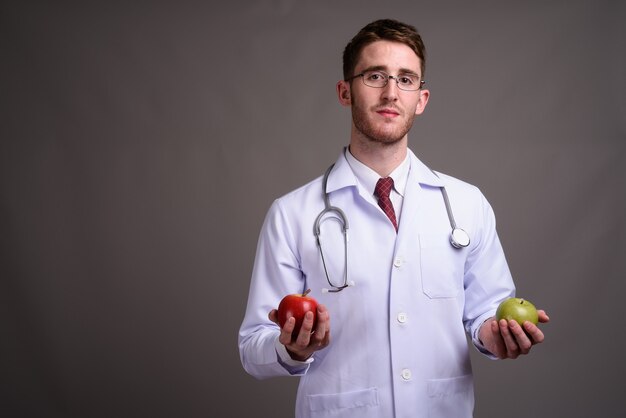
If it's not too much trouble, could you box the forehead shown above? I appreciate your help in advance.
[355,40,422,74]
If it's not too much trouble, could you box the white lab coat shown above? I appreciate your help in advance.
[239,148,515,418]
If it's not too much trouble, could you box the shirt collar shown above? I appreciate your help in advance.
[325,147,445,195]
[344,147,410,197]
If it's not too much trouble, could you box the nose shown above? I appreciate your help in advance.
[381,76,399,101]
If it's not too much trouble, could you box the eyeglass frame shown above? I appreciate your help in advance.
[345,69,426,91]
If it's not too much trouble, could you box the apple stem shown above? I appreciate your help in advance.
[302,288,311,297]
[520,299,525,304]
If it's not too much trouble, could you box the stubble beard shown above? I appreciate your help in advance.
[351,98,416,146]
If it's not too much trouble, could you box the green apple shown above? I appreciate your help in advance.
[496,297,538,326]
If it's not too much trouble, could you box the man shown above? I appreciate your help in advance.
[239,19,548,418]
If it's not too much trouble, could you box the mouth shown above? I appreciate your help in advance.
[376,108,400,118]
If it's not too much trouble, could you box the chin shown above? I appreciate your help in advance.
[368,127,409,144]
[355,119,413,146]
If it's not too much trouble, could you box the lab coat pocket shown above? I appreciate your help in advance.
[307,387,379,416]
[427,374,474,418]
[419,233,464,298]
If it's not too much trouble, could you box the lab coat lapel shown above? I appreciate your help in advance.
[326,150,380,208]
[325,149,447,228]
[325,152,357,195]
[399,150,445,235]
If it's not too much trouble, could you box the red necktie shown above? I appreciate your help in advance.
[374,177,398,232]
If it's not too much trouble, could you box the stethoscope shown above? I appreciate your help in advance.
[314,163,470,293]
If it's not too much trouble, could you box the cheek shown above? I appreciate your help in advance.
[351,87,379,107]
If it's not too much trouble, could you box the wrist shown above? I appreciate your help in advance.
[286,347,311,362]
[477,316,495,346]
[275,338,314,368]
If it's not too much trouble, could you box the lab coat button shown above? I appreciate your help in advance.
[401,368,412,380]
[393,257,404,267]
[397,312,408,323]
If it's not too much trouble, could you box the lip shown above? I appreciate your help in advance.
[376,108,400,117]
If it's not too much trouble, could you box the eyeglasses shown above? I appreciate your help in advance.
[346,70,425,91]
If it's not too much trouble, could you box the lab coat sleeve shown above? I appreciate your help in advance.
[238,198,313,378]
[462,190,515,357]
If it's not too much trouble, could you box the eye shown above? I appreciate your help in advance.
[398,74,417,86]
[365,71,385,81]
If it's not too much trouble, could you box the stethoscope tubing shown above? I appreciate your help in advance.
[314,163,470,292]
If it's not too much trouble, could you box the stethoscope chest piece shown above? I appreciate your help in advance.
[450,227,470,249]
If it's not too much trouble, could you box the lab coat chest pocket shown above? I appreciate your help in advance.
[419,233,465,298]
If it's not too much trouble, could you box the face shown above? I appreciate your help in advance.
[337,40,429,146]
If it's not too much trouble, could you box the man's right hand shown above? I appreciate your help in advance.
[268,304,331,361]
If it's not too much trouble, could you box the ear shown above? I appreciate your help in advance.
[336,80,351,106]
[414,88,430,115]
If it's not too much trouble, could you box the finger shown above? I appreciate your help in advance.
[317,304,330,323]
[278,317,296,346]
[489,320,507,359]
[294,311,315,348]
[499,319,520,358]
[537,310,550,323]
[507,320,532,354]
[312,307,331,346]
[315,305,330,332]
[319,328,331,348]
[311,324,329,347]
[523,321,545,344]
[320,306,330,335]
[490,319,499,335]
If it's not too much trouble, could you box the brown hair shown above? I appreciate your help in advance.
[342,19,426,80]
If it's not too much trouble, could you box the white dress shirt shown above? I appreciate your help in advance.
[344,147,410,227]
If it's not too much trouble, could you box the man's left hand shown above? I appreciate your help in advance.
[479,310,550,359]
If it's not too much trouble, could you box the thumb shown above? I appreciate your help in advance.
[268,309,279,325]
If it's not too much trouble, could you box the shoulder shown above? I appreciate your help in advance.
[434,170,482,195]
[427,169,495,221]
[408,149,482,197]
[262,174,327,229]
[274,175,324,207]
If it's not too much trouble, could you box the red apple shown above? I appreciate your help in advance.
[277,289,318,339]
[496,297,539,326]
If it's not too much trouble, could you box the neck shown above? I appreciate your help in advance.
[348,134,408,177]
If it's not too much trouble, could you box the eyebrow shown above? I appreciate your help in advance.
[360,65,420,77]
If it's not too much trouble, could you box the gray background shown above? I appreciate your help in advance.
[2,1,625,417]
